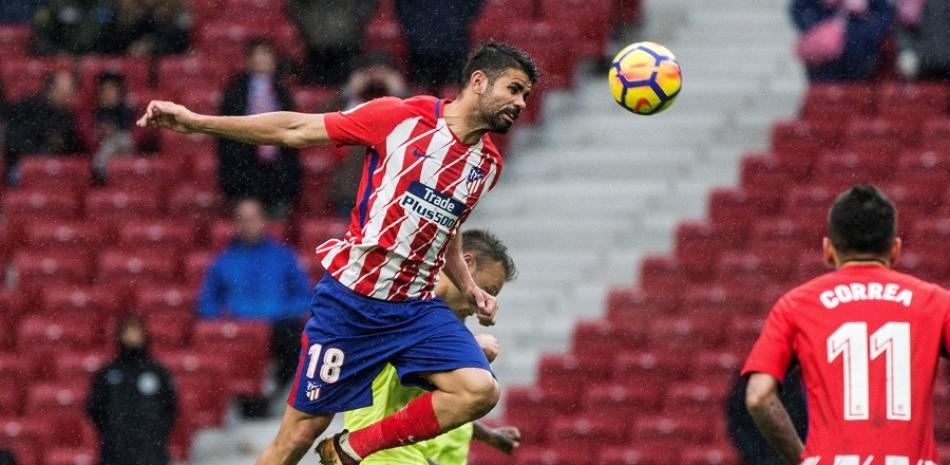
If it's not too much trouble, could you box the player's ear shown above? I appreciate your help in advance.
[889,237,902,267]
[463,252,477,270]
[471,70,489,95]
[822,237,837,268]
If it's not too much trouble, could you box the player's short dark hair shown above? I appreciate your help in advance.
[244,37,275,57]
[460,41,540,87]
[462,229,517,281]
[828,185,897,258]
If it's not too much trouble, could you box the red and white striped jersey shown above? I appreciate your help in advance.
[318,96,502,301]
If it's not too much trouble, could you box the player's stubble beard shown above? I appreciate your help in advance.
[478,94,520,134]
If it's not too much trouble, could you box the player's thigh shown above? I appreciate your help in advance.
[274,404,333,447]
[423,368,498,400]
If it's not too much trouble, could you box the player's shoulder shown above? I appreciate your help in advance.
[480,133,502,158]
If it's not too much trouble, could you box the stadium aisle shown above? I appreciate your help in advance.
[465,0,805,388]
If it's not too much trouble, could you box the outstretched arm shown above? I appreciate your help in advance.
[745,373,804,465]
[473,422,521,455]
[136,100,331,148]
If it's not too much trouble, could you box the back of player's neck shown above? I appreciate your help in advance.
[838,259,889,270]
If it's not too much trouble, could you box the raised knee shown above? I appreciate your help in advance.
[461,375,500,416]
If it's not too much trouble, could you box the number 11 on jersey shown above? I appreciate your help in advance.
[827,322,911,421]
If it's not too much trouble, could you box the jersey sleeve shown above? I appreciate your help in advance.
[323,97,408,148]
[742,296,796,383]
[940,288,950,355]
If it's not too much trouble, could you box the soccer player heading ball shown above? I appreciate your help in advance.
[137,41,538,465]
[744,185,949,465]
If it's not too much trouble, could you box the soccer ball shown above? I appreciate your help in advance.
[608,41,683,115]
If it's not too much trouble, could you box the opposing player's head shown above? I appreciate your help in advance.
[437,229,517,318]
[459,41,539,134]
[824,185,901,268]
[245,37,277,76]
[233,198,267,244]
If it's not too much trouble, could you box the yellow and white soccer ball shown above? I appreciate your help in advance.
[608,41,683,115]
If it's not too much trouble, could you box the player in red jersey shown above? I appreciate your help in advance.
[743,185,950,465]
[137,42,538,465]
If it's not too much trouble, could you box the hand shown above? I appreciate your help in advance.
[486,426,521,454]
[136,100,199,133]
[474,333,499,362]
[465,285,497,326]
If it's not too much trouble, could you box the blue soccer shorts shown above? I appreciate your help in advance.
[287,274,492,415]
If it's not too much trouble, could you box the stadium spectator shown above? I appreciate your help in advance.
[791,0,894,81]
[218,38,300,217]
[80,72,137,184]
[4,71,83,185]
[197,198,311,417]
[329,52,410,218]
[0,0,43,23]
[727,366,808,465]
[288,0,377,86]
[31,0,113,55]
[0,449,18,465]
[100,0,190,57]
[87,315,177,465]
[395,0,483,90]
[895,0,950,81]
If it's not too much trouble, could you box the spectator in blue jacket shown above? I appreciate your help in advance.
[198,198,311,417]
[791,0,895,81]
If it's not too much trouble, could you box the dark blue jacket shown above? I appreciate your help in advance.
[791,0,894,81]
[198,237,311,322]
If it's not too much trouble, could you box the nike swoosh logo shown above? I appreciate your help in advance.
[410,148,429,158]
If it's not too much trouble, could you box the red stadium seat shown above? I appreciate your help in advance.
[17,315,102,353]
[572,319,646,358]
[692,350,742,380]
[13,251,95,288]
[41,286,124,319]
[0,387,22,417]
[632,415,714,447]
[749,219,821,268]
[144,312,193,349]
[729,314,767,355]
[0,57,73,100]
[909,218,950,256]
[0,25,32,58]
[0,322,11,352]
[157,56,231,95]
[896,150,950,187]
[25,382,88,415]
[363,16,407,63]
[503,387,576,446]
[0,353,40,387]
[177,87,223,116]
[296,218,349,251]
[23,221,108,256]
[298,147,337,217]
[881,183,943,227]
[134,285,198,315]
[793,252,832,284]
[549,416,627,448]
[666,380,731,414]
[78,56,150,96]
[537,353,611,391]
[673,221,727,280]
[184,251,215,287]
[896,250,950,282]
[116,220,199,254]
[54,350,112,383]
[97,248,181,290]
[814,150,893,191]
[599,446,671,465]
[843,118,917,155]
[105,156,182,190]
[708,188,783,242]
[639,255,689,296]
[605,287,681,318]
[681,447,740,465]
[0,416,56,454]
[739,153,798,195]
[174,373,228,427]
[44,447,97,465]
[154,350,229,379]
[538,0,611,57]
[715,251,788,291]
[613,351,692,387]
[515,446,585,465]
[771,119,841,174]
[192,320,271,396]
[801,83,875,123]
[582,384,664,421]
[648,314,727,352]
[0,290,27,325]
[292,86,339,113]
[85,189,165,221]
[922,118,950,152]
[159,131,216,159]
[2,190,83,223]
[168,184,223,225]
[785,185,836,225]
[878,83,949,124]
[17,156,91,194]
